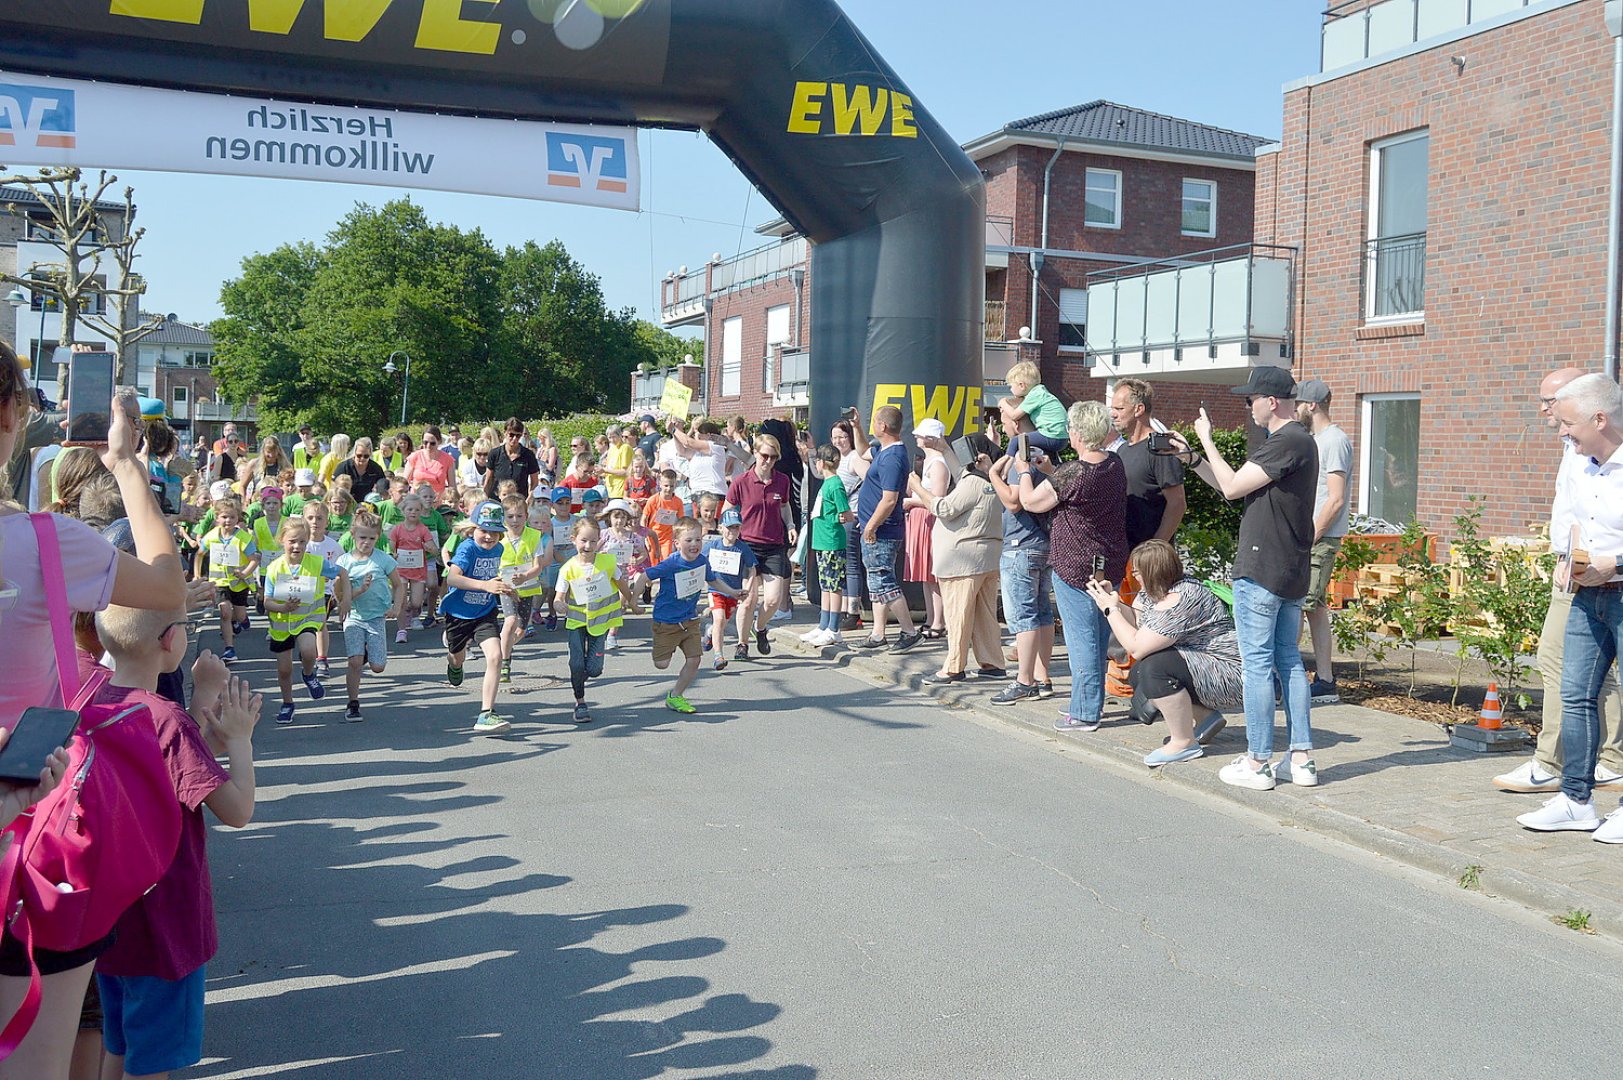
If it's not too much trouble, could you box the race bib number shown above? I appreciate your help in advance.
[273,574,318,605]
[499,568,518,616]
[707,548,742,576]
[655,508,678,526]
[553,521,575,547]
[674,566,705,598]
[570,572,615,607]
[396,548,425,570]
[570,488,585,505]
[210,541,241,569]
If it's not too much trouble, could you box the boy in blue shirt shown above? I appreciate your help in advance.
[703,508,759,670]
[441,501,518,735]
[645,517,739,713]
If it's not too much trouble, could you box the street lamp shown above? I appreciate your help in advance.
[382,350,412,425]
[5,286,45,388]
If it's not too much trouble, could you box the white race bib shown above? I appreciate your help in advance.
[655,508,678,526]
[552,521,575,547]
[570,488,585,505]
[396,548,425,570]
[210,541,241,569]
[674,566,705,599]
[570,571,615,607]
[273,574,318,605]
[707,548,742,576]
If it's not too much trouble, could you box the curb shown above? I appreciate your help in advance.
[768,623,1623,942]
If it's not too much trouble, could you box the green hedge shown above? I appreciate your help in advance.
[1170,425,1248,581]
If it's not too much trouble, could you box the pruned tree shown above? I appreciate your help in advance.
[0,165,164,383]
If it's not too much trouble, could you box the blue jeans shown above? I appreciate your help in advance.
[1231,577,1312,760]
[844,518,869,602]
[568,625,606,700]
[861,537,905,606]
[1000,546,1054,635]
[1052,574,1108,723]
[1560,586,1623,802]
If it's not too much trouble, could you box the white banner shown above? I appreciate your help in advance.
[0,71,640,211]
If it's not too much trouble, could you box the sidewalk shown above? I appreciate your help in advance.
[767,609,1623,941]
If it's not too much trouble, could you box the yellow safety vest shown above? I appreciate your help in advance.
[499,527,548,598]
[202,526,252,587]
[263,552,328,640]
[561,553,624,635]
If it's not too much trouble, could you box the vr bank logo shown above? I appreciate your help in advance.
[0,84,77,150]
[545,132,628,194]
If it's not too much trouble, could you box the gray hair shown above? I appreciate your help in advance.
[353,436,374,454]
[1555,373,1623,423]
[1067,400,1113,450]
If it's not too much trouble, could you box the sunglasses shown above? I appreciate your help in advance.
[758,452,779,460]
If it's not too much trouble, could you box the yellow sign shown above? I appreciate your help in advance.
[869,383,984,435]
[111,0,505,55]
[659,380,693,419]
[787,82,917,138]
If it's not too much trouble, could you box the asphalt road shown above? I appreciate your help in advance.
[190,617,1623,1079]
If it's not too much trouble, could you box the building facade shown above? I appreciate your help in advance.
[1254,0,1617,537]
[138,315,255,440]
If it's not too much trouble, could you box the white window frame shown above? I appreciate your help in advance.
[1364,129,1428,324]
[763,304,791,392]
[1083,168,1122,230]
[1057,288,1088,353]
[720,316,742,398]
[171,385,188,403]
[1358,391,1420,518]
[1180,178,1217,238]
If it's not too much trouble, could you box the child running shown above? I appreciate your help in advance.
[263,517,350,725]
[543,486,577,630]
[90,607,260,1080]
[599,499,648,651]
[417,481,453,625]
[303,498,345,677]
[642,469,686,563]
[196,495,259,662]
[389,493,437,642]
[497,493,550,682]
[557,517,640,722]
[442,500,518,735]
[338,510,402,721]
[705,508,759,668]
[645,517,737,714]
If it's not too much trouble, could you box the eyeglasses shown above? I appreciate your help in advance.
[758,453,779,460]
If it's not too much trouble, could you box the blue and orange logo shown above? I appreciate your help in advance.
[0,84,77,150]
[544,132,628,194]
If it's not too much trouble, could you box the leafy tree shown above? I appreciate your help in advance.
[212,242,325,428]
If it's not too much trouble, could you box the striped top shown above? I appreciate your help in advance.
[1134,578,1243,710]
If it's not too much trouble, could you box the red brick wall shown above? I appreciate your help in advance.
[704,268,811,423]
[1269,0,1617,538]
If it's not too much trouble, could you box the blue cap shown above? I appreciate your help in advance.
[473,501,505,531]
[581,488,605,504]
[719,508,742,527]
[549,486,572,502]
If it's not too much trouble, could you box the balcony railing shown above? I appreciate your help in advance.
[630,370,667,412]
[1322,0,1541,73]
[1362,231,1426,320]
[985,300,1007,342]
[661,237,810,325]
[773,347,811,406]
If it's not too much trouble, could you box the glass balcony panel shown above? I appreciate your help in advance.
[1209,259,1250,340]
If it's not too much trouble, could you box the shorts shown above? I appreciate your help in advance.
[444,610,500,654]
[815,548,847,594]
[98,967,207,1076]
[861,537,905,606]
[268,628,317,654]
[1000,546,1055,634]
[746,540,792,579]
[1128,647,1198,703]
[504,595,535,624]
[652,619,702,664]
[343,616,388,666]
[218,582,250,605]
[1304,536,1343,613]
[0,929,114,977]
[709,592,739,617]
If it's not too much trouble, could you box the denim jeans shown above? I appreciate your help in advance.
[1052,574,1109,723]
[861,537,905,606]
[844,518,869,602]
[999,546,1054,635]
[1231,576,1312,761]
[568,625,606,700]
[1560,586,1623,802]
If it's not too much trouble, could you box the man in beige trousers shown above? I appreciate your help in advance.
[1495,366,1623,792]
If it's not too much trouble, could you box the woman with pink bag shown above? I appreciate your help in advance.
[0,339,188,1078]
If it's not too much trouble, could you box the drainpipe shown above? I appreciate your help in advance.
[1032,137,1067,341]
[1605,0,1623,381]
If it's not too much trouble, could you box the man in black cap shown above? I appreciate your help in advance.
[636,414,662,461]
[1171,365,1319,793]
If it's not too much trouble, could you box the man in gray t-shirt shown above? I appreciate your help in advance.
[1296,379,1353,701]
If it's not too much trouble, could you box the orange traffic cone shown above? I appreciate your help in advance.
[1479,682,1503,729]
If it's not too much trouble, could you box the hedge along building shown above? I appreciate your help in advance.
[0,0,985,443]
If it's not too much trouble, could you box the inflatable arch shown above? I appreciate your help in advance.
[1,0,987,438]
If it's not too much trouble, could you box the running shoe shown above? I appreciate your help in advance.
[500,660,512,684]
[890,629,923,653]
[1035,681,1055,699]
[703,629,713,652]
[344,701,363,722]
[447,662,464,687]
[315,658,329,678]
[421,613,439,628]
[605,631,621,652]
[473,711,513,735]
[395,629,409,644]
[302,672,325,700]
[755,629,772,656]
[735,643,750,662]
[221,647,237,663]
[572,702,591,724]
[714,654,729,671]
[769,609,793,623]
[665,693,697,714]
[544,611,558,632]
[275,702,295,725]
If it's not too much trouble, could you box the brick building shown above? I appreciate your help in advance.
[1248,0,1619,536]
[653,102,1271,430]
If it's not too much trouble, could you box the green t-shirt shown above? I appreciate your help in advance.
[1022,383,1068,439]
[811,475,852,552]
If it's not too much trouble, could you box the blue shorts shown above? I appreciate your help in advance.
[98,967,207,1076]
[861,537,904,606]
[343,615,389,666]
[1000,545,1054,634]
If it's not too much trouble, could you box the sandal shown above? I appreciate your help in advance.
[921,627,946,641]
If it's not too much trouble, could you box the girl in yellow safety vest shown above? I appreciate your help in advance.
[557,518,640,724]
[496,494,551,685]
[263,516,350,726]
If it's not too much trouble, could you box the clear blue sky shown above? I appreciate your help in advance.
[116,0,1323,330]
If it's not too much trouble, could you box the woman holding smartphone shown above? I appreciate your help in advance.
[0,339,189,1077]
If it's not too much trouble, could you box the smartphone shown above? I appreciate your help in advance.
[0,707,79,784]
[949,436,975,465]
[65,351,116,445]
[1147,431,1176,455]
[841,405,859,420]
[1091,554,1108,580]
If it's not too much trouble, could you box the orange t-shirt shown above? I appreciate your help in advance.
[641,493,687,562]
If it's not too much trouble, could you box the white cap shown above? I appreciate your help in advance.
[914,418,947,439]
[294,468,316,486]
[601,498,633,516]
[208,480,232,500]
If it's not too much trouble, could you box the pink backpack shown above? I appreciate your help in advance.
[0,515,182,1058]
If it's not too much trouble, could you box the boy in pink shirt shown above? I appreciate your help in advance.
[91,604,261,1080]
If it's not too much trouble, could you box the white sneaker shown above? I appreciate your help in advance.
[1597,765,1623,790]
[1493,759,1561,793]
[1595,807,1623,844]
[824,630,843,646]
[1218,756,1276,791]
[804,629,834,647]
[770,609,793,623]
[798,628,825,642]
[1279,755,1320,787]
[1517,793,1599,832]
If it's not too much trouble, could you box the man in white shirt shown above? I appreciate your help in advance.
[669,419,745,499]
[1518,373,1623,841]
[1294,379,1352,704]
[1496,368,1623,795]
